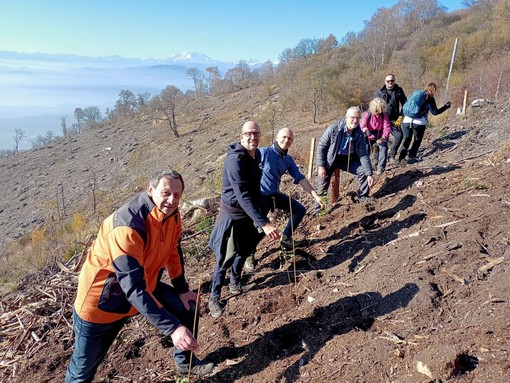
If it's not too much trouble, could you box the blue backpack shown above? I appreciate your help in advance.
[403,90,428,118]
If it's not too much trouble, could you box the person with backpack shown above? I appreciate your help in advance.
[375,74,407,162]
[360,97,391,175]
[398,82,451,164]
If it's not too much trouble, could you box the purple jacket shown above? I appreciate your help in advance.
[360,112,391,141]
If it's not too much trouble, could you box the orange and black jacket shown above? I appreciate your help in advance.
[74,191,189,336]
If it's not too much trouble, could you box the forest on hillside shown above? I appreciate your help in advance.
[2,0,509,158]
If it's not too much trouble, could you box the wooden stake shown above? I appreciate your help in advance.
[462,89,468,115]
[287,192,298,297]
[307,137,315,180]
[330,169,340,204]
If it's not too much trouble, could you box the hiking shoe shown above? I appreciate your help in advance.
[208,297,224,318]
[176,359,215,376]
[229,281,256,295]
[280,234,294,250]
[407,157,423,164]
[358,195,375,204]
[244,254,255,272]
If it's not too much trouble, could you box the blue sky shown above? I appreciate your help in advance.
[0,0,464,63]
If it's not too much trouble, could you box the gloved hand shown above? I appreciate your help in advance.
[444,101,452,109]
[393,115,403,127]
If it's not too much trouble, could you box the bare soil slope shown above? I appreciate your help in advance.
[1,90,509,383]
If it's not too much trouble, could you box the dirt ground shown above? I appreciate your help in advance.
[1,98,510,382]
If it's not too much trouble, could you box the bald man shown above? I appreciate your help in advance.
[208,121,280,318]
[256,128,324,253]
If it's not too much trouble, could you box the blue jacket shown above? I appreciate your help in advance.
[316,119,373,176]
[402,95,450,125]
[260,142,305,196]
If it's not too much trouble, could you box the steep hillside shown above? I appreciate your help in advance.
[1,89,509,382]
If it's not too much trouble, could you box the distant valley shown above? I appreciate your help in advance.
[0,51,252,150]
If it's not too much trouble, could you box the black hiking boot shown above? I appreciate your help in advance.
[176,359,215,376]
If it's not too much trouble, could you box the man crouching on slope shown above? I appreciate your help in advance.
[65,169,214,382]
[208,121,280,318]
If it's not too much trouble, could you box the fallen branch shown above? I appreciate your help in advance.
[433,219,463,228]
[442,268,467,285]
[478,257,505,273]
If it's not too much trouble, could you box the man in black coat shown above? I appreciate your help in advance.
[208,121,280,318]
[375,74,407,161]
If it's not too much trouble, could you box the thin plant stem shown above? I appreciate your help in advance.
[287,191,298,297]
[343,138,353,224]
[187,274,203,381]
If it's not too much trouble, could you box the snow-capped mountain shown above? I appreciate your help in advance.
[0,50,264,150]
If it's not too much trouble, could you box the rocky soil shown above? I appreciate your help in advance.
[0,89,509,382]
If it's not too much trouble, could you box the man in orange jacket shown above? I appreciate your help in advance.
[65,169,214,382]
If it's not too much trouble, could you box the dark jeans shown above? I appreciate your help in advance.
[389,124,403,158]
[210,217,264,300]
[398,122,426,161]
[261,192,306,238]
[316,154,369,200]
[66,283,198,382]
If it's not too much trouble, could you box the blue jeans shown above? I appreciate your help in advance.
[66,283,197,382]
[65,310,128,383]
[366,139,388,172]
[262,193,306,238]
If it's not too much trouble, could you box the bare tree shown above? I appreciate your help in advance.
[317,34,339,53]
[278,48,295,65]
[150,85,183,138]
[186,67,207,98]
[224,61,252,90]
[294,38,319,60]
[357,6,405,72]
[114,90,137,118]
[136,92,151,114]
[13,128,25,154]
[206,66,222,96]
[83,106,102,129]
[398,0,446,33]
[61,116,72,154]
[73,108,85,133]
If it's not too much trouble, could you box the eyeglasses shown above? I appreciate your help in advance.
[385,79,395,83]
[242,131,261,138]
[346,115,360,120]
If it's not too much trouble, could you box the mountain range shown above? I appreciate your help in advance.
[0,50,257,150]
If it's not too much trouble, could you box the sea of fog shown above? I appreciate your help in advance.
[0,58,196,151]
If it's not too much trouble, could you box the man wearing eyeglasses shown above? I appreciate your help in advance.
[375,74,407,162]
[256,128,325,253]
[313,107,375,214]
[66,170,214,382]
[208,121,280,318]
